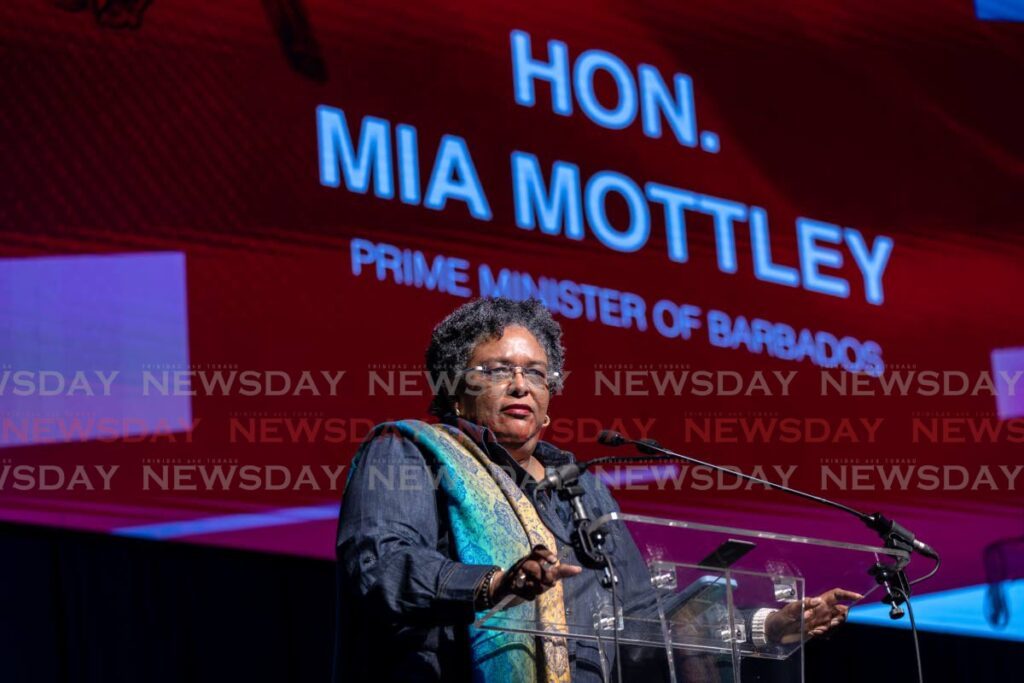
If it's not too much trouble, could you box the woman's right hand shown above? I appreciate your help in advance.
[491,544,583,602]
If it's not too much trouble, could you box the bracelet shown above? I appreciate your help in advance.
[474,565,502,611]
[750,608,776,649]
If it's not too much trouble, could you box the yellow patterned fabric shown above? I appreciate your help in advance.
[427,423,572,683]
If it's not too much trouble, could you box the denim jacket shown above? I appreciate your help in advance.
[333,415,666,682]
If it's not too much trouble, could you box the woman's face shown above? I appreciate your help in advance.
[456,325,552,454]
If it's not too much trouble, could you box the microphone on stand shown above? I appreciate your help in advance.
[536,462,587,492]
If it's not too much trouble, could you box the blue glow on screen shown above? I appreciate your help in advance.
[992,347,1024,419]
[975,0,1024,21]
[0,252,192,447]
[848,580,1024,641]
[114,503,340,540]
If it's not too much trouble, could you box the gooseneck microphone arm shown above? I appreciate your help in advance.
[595,429,941,562]
[596,430,869,521]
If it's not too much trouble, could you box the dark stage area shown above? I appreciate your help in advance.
[3,522,1020,683]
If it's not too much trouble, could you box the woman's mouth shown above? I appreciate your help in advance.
[501,404,533,419]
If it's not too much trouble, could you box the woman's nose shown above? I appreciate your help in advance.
[508,369,530,393]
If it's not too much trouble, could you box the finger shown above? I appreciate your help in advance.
[829,588,864,602]
[804,611,829,629]
[535,562,562,588]
[537,553,559,575]
[532,545,557,562]
[555,563,583,578]
[511,562,541,592]
[539,563,559,587]
[803,609,826,626]
[800,598,823,618]
[509,575,530,598]
[541,560,582,585]
[512,573,546,598]
[523,561,547,584]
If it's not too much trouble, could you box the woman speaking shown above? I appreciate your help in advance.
[334,297,856,682]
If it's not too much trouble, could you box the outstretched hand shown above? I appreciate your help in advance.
[766,587,864,644]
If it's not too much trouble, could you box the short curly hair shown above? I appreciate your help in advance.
[425,297,565,416]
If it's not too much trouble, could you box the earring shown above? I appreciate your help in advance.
[454,404,462,417]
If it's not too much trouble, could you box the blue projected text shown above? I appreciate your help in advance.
[316,29,897,308]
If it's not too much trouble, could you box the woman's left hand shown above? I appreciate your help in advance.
[492,544,583,602]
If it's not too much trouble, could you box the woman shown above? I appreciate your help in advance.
[334,297,856,682]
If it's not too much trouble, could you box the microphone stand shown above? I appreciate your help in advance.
[863,513,919,618]
[552,466,616,588]
[538,452,682,588]
[547,462,631,683]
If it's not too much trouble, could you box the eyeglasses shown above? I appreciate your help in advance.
[463,364,560,389]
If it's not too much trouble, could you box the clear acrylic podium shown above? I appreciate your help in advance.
[475,513,910,682]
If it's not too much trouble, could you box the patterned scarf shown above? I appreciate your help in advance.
[348,420,571,683]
